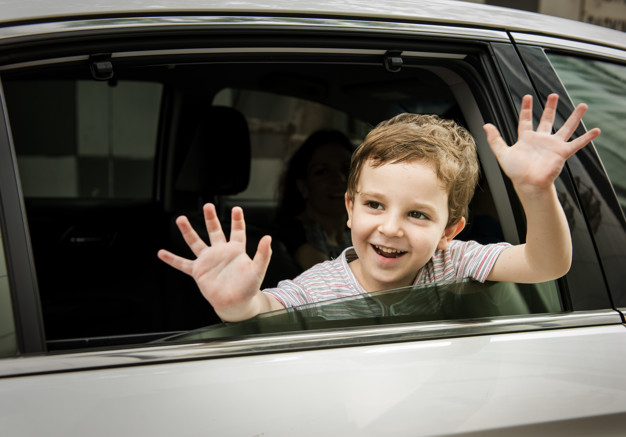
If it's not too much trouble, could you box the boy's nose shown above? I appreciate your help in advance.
[378,214,404,238]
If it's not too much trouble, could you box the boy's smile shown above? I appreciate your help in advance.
[345,159,465,292]
[372,244,405,258]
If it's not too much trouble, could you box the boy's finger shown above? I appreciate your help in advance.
[556,103,588,140]
[229,206,247,244]
[517,95,534,134]
[176,215,209,257]
[567,127,601,156]
[537,93,558,134]
[252,235,272,278]
[157,249,193,275]
[483,123,508,158]
[203,203,227,245]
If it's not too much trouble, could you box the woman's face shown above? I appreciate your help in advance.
[298,142,352,217]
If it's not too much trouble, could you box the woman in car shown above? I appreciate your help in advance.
[274,129,355,270]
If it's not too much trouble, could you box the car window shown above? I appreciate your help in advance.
[160,279,561,343]
[547,54,626,217]
[4,80,162,199]
[0,46,567,351]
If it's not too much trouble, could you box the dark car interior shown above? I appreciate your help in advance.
[1,47,559,351]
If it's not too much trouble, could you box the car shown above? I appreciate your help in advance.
[0,0,625,435]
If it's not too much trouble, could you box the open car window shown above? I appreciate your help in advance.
[0,39,574,352]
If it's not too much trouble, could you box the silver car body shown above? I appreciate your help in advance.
[1,321,626,436]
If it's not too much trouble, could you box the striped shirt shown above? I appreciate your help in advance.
[264,240,510,309]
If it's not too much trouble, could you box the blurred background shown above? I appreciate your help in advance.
[460,0,625,32]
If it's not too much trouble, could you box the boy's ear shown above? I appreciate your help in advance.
[345,193,353,228]
[437,217,466,250]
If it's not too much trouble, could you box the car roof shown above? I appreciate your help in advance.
[0,0,624,50]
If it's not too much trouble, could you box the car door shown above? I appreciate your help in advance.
[1,10,625,437]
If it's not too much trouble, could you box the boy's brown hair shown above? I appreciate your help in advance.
[347,113,479,226]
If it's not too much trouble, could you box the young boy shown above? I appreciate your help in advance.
[158,94,600,322]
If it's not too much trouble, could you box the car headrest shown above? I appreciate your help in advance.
[175,106,251,195]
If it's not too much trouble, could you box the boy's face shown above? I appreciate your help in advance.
[345,159,465,292]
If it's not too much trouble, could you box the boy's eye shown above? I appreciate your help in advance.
[365,201,383,210]
[409,210,429,220]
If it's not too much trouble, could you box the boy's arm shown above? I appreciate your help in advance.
[157,203,284,322]
[483,94,601,283]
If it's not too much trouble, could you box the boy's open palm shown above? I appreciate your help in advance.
[484,94,600,196]
[157,203,272,319]
[484,94,601,284]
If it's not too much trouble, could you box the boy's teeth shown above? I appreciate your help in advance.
[373,244,405,259]
[376,245,401,254]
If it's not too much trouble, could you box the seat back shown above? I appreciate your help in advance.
[174,105,251,217]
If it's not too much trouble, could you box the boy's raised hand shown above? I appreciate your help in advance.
[158,203,278,322]
[484,94,601,283]
[483,93,600,196]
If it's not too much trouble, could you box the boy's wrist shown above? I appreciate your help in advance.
[512,180,558,203]
[214,294,260,323]
[215,290,275,323]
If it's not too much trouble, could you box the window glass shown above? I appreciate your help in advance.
[4,80,162,199]
[548,54,626,215]
[161,279,561,343]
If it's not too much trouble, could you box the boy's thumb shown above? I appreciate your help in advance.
[483,123,507,158]
[253,235,272,275]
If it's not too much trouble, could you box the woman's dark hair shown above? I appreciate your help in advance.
[275,129,354,225]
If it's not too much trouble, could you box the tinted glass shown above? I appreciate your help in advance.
[162,279,561,343]
[548,54,626,216]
